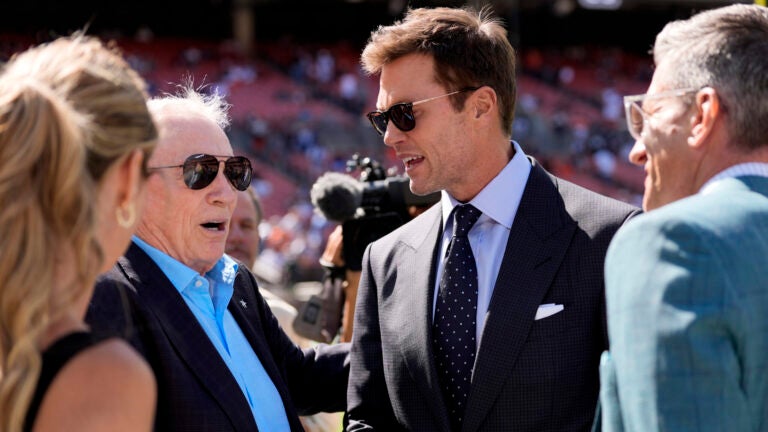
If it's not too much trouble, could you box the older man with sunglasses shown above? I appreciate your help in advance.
[597,4,768,432]
[86,86,349,432]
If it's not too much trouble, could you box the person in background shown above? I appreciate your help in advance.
[0,35,158,432]
[87,84,348,432]
[226,187,305,336]
[226,186,344,432]
[226,187,301,340]
[321,205,430,344]
[347,6,639,432]
[598,4,768,431]
[317,225,359,343]
[226,186,264,266]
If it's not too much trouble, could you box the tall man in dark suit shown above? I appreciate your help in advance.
[346,6,640,432]
[86,86,348,432]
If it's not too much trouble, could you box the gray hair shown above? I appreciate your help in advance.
[147,83,231,130]
[653,4,768,151]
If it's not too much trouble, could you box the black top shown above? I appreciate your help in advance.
[24,331,97,432]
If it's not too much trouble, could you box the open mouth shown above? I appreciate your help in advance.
[201,221,226,231]
[404,156,424,169]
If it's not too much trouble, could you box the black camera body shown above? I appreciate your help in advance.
[297,154,440,342]
[309,154,439,270]
[341,154,440,270]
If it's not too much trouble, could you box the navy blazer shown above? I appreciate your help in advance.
[87,243,349,432]
[347,160,640,431]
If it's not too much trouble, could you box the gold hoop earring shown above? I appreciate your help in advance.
[116,202,136,228]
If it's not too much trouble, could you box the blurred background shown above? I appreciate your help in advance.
[0,0,752,290]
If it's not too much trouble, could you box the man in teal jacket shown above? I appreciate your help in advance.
[598,4,768,431]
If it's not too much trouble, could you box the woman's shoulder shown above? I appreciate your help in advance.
[71,338,155,387]
[33,337,156,432]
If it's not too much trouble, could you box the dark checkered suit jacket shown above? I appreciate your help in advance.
[347,160,640,432]
[87,243,349,432]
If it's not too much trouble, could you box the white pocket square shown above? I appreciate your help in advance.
[535,303,564,320]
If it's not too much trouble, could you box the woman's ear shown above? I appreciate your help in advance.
[112,149,146,229]
[94,149,147,237]
[688,87,720,148]
[122,149,146,204]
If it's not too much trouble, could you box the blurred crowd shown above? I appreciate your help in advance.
[0,31,651,299]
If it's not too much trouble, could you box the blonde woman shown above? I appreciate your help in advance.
[0,35,158,432]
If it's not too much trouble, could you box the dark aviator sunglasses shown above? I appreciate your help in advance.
[150,153,253,191]
[366,87,479,136]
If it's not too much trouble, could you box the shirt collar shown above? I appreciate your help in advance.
[132,235,239,296]
[700,162,768,195]
[441,140,531,230]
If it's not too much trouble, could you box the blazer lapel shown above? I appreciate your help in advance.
[122,245,258,432]
[463,163,577,432]
[394,205,453,431]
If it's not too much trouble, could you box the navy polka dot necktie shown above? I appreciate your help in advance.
[432,204,482,432]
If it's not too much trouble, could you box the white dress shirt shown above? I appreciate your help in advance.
[433,140,532,348]
[700,162,768,194]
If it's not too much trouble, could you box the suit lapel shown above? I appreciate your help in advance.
[463,163,577,432]
[395,205,453,431]
[122,245,258,432]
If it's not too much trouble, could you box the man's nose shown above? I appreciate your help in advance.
[207,168,238,205]
[628,140,647,166]
[382,122,405,148]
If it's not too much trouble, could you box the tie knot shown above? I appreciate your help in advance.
[451,204,481,238]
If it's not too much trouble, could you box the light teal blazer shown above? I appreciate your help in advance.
[598,176,768,432]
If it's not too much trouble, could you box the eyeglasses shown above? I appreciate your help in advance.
[149,154,252,191]
[623,88,698,140]
[366,87,479,136]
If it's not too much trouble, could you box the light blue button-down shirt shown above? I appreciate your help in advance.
[133,236,291,431]
[433,141,532,347]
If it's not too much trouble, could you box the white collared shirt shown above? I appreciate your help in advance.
[700,162,768,195]
[433,140,532,348]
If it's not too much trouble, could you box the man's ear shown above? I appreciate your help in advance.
[688,87,720,148]
[471,86,497,119]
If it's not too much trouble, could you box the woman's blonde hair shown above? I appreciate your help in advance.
[0,35,157,431]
